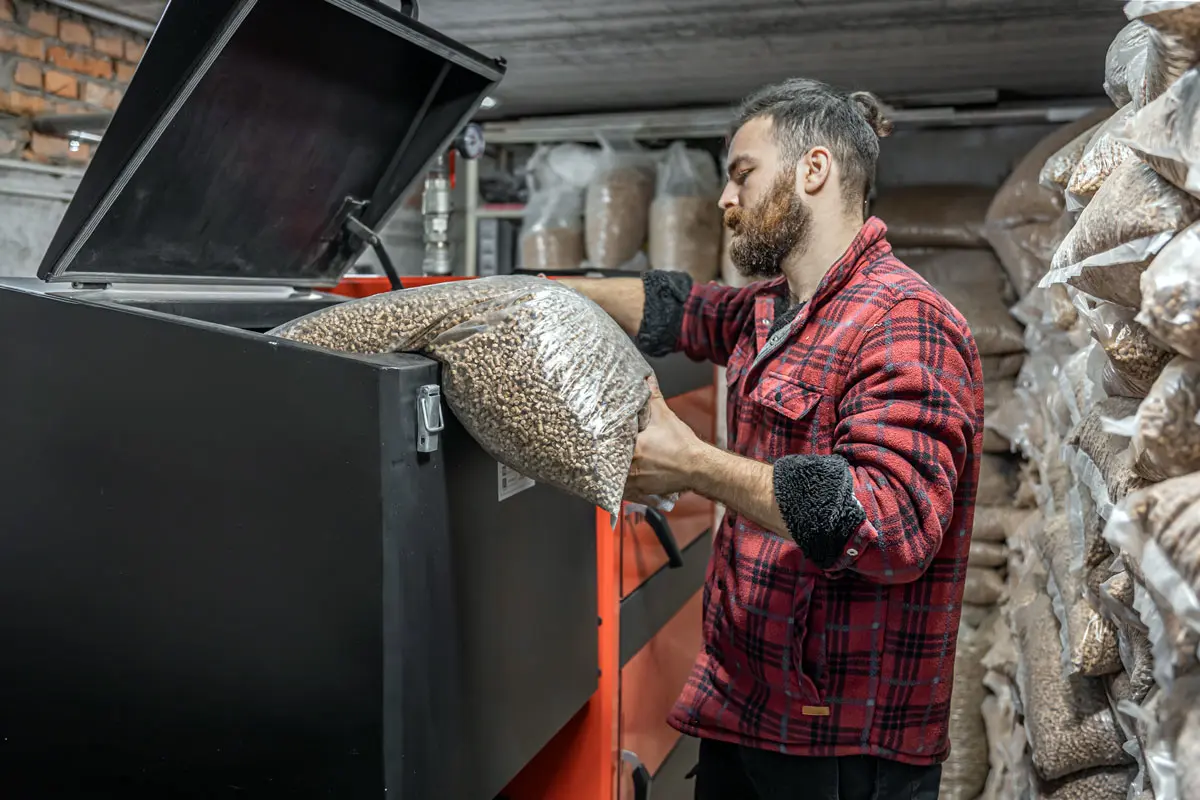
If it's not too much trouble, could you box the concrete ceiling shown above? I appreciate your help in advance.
[91,0,1128,118]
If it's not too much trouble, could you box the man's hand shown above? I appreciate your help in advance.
[629,377,791,538]
[624,378,704,502]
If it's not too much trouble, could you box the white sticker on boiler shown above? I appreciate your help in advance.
[497,462,535,501]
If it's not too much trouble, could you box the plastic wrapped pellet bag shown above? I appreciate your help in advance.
[988,110,1111,295]
[1127,0,1200,43]
[1107,471,1200,602]
[1123,357,1200,482]
[1120,68,1200,197]
[1105,21,1153,107]
[1073,295,1173,399]
[648,142,722,282]
[1042,124,1103,193]
[1034,766,1135,800]
[1114,12,1196,110]
[1138,220,1200,360]
[1042,159,1200,309]
[585,135,656,270]
[270,276,657,513]
[519,144,597,272]
[1066,397,1148,519]
[521,186,585,271]
[1014,581,1131,780]
[1066,105,1137,208]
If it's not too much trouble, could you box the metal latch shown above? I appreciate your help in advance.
[416,384,444,453]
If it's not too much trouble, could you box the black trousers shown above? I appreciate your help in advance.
[691,738,942,800]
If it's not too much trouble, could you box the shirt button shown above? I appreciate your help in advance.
[846,548,859,557]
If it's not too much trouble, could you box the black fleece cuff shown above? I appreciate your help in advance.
[635,271,693,357]
[773,454,866,569]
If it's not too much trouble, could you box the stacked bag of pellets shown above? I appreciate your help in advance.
[987,4,1200,798]
[520,144,600,272]
[649,142,723,282]
[585,135,657,271]
[268,275,668,516]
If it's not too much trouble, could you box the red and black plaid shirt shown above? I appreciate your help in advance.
[666,218,983,764]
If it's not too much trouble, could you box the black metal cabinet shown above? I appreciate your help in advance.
[0,286,597,798]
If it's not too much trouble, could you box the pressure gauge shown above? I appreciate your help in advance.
[455,123,485,160]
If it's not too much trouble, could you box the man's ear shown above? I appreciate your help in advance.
[795,147,833,196]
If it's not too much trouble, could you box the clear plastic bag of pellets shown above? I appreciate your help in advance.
[1138,220,1200,361]
[987,109,1111,296]
[521,185,585,271]
[1105,21,1153,107]
[1041,159,1200,309]
[1034,766,1135,800]
[1104,471,1200,620]
[269,276,660,513]
[649,141,722,282]
[519,143,597,272]
[1014,574,1131,781]
[1073,294,1173,399]
[1065,397,1148,519]
[1120,67,1200,197]
[1103,356,1200,483]
[1127,0,1200,44]
[1041,123,1102,193]
[585,134,656,270]
[1065,105,1137,209]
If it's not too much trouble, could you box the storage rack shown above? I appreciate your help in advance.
[463,100,1104,276]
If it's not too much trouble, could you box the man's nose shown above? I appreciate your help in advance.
[719,182,738,211]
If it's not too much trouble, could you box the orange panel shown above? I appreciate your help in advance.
[621,387,715,597]
[620,494,711,598]
[619,591,703,778]
[503,509,620,800]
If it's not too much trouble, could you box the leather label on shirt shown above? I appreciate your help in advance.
[801,705,831,717]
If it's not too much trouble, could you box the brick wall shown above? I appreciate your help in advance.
[0,0,146,164]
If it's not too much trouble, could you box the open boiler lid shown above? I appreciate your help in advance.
[37,0,505,287]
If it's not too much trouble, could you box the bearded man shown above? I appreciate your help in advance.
[560,78,982,800]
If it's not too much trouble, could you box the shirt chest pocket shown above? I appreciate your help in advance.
[746,372,830,460]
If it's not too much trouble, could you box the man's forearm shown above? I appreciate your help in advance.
[556,277,645,337]
[682,442,789,537]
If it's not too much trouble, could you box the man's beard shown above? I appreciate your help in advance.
[724,173,813,279]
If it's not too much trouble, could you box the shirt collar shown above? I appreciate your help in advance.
[762,217,891,306]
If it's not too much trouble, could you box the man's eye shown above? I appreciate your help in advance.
[735,169,751,185]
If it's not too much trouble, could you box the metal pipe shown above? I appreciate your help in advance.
[421,153,453,276]
[41,0,156,34]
